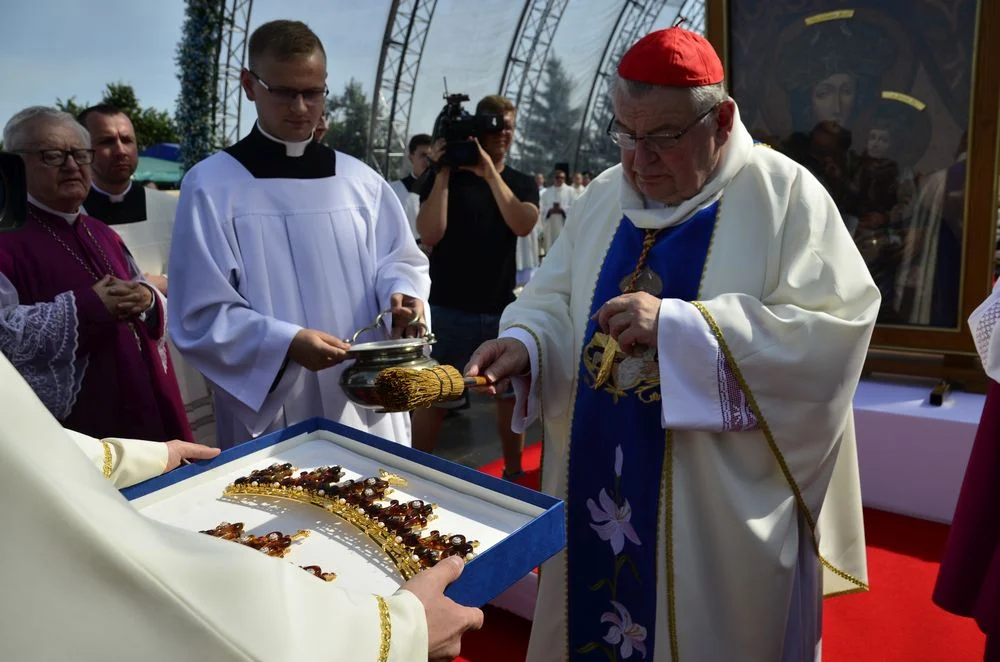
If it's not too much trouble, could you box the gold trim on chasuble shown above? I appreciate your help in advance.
[582,336,660,403]
[100,440,113,479]
[690,301,869,593]
[375,595,391,662]
[662,430,680,662]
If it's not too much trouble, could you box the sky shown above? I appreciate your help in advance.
[0,0,387,136]
[0,0,691,149]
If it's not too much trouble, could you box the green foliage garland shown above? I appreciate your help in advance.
[175,0,224,171]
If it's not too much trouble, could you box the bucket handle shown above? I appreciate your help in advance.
[349,309,425,344]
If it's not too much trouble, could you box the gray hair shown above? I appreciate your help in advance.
[612,75,730,125]
[3,106,91,152]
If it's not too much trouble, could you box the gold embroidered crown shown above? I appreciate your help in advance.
[223,463,478,580]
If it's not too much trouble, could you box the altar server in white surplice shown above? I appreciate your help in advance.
[0,350,481,660]
[169,20,430,449]
[467,28,880,661]
[538,169,578,255]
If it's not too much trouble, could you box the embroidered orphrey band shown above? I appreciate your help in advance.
[376,596,391,662]
[100,440,113,479]
[663,430,680,661]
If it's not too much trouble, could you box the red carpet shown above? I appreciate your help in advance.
[461,444,986,662]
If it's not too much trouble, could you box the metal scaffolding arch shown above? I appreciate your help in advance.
[213,0,253,148]
[573,0,706,172]
[367,0,438,177]
[499,0,571,164]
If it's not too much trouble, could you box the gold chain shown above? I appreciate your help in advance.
[30,209,143,351]
[30,209,116,281]
[375,596,391,662]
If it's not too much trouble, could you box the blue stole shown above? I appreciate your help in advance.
[567,201,719,660]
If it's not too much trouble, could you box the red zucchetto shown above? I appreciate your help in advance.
[617,27,724,87]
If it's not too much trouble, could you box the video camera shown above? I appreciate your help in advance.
[431,92,504,168]
[0,152,27,233]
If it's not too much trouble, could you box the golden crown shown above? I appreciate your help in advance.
[223,463,478,580]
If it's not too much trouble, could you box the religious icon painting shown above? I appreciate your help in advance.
[711,0,1000,367]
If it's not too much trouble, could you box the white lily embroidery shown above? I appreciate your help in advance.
[601,600,648,659]
[587,488,641,554]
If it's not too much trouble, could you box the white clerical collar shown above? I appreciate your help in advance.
[257,121,312,157]
[91,181,132,203]
[28,195,80,225]
[620,104,754,230]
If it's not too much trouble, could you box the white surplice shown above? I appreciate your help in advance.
[500,107,879,661]
[538,184,579,254]
[99,187,180,276]
[0,352,427,661]
[970,280,1000,380]
[168,135,430,448]
[389,178,422,242]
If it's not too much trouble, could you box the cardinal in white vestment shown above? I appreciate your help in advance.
[168,21,429,449]
[467,28,880,661]
[0,348,488,660]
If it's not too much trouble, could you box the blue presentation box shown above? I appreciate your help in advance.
[123,417,565,608]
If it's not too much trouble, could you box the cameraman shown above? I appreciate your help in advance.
[413,95,539,479]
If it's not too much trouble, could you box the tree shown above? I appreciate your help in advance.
[577,108,621,176]
[515,56,582,176]
[102,83,179,149]
[324,79,372,160]
[55,96,87,118]
[56,83,179,151]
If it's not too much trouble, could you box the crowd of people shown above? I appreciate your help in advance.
[1,16,996,662]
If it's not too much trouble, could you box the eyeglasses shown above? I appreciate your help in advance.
[16,149,95,167]
[247,69,328,106]
[607,105,718,151]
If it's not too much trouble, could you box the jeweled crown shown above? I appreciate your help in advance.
[223,463,478,580]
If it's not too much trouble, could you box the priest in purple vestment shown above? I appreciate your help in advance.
[0,106,191,443]
[935,285,1000,660]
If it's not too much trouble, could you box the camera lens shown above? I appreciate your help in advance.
[0,174,7,223]
[0,151,27,231]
